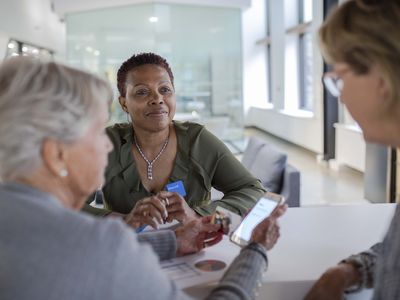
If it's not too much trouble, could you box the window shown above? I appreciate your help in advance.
[265,0,272,104]
[284,0,313,111]
[256,0,272,105]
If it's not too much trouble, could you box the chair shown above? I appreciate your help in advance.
[242,136,300,207]
[212,136,301,207]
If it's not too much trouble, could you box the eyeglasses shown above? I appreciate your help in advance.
[323,73,344,98]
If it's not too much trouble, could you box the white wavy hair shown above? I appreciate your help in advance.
[0,57,112,181]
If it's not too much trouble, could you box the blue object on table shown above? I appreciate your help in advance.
[165,180,186,197]
[136,180,186,234]
[136,225,147,233]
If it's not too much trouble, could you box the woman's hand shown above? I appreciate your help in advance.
[250,204,287,250]
[304,263,360,300]
[124,195,168,229]
[175,216,222,256]
[157,191,198,224]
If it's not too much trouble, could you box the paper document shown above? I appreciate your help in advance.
[142,219,180,232]
[161,236,240,289]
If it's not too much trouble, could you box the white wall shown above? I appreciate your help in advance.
[246,107,323,152]
[334,124,365,172]
[0,0,66,60]
[0,34,8,60]
[242,0,325,154]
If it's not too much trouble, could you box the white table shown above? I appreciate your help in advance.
[180,204,396,300]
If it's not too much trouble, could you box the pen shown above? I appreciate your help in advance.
[136,225,147,233]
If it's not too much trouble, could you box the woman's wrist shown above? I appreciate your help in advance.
[245,242,268,262]
[182,208,200,224]
[338,258,365,293]
[320,263,361,293]
[339,263,359,285]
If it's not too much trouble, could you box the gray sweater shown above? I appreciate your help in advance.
[0,183,267,300]
[343,204,400,299]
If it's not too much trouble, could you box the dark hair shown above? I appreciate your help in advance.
[117,52,174,97]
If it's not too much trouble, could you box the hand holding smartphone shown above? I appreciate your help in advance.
[230,192,285,247]
[211,206,241,236]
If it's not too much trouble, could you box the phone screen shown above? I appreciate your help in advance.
[232,196,279,244]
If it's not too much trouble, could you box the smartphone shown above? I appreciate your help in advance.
[230,192,285,247]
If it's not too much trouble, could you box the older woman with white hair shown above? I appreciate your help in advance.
[0,57,286,300]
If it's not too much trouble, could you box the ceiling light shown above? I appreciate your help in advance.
[149,16,158,23]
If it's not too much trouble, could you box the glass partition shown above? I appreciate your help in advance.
[66,3,243,140]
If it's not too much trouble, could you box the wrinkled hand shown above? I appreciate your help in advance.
[304,263,360,300]
[250,204,287,250]
[175,216,223,256]
[124,195,168,229]
[158,191,198,224]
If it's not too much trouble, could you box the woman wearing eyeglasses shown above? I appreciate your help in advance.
[305,1,400,299]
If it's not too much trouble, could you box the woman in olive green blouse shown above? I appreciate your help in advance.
[86,52,265,229]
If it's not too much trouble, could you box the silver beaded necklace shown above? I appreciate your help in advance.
[134,133,169,180]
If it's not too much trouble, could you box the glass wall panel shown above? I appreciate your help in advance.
[66,3,243,140]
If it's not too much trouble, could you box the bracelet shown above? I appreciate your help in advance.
[245,242,268,263]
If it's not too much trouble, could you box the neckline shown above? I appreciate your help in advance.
[118,121,190,194]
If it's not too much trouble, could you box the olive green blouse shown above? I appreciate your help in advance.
[84,121,265,217]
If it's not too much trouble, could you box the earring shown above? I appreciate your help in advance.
[59,169,68,177]
[126,112,131,123]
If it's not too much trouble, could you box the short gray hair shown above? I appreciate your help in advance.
[0,57,113,181]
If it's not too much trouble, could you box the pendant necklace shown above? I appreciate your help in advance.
[134,133,169,180]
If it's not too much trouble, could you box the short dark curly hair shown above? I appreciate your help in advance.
[117,52,174,97]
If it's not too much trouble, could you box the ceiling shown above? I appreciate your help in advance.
[52,0,251,16]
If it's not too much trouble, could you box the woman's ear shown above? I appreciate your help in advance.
[119,96,128,113]
[41,139,67,177]
[375,66,390,103]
